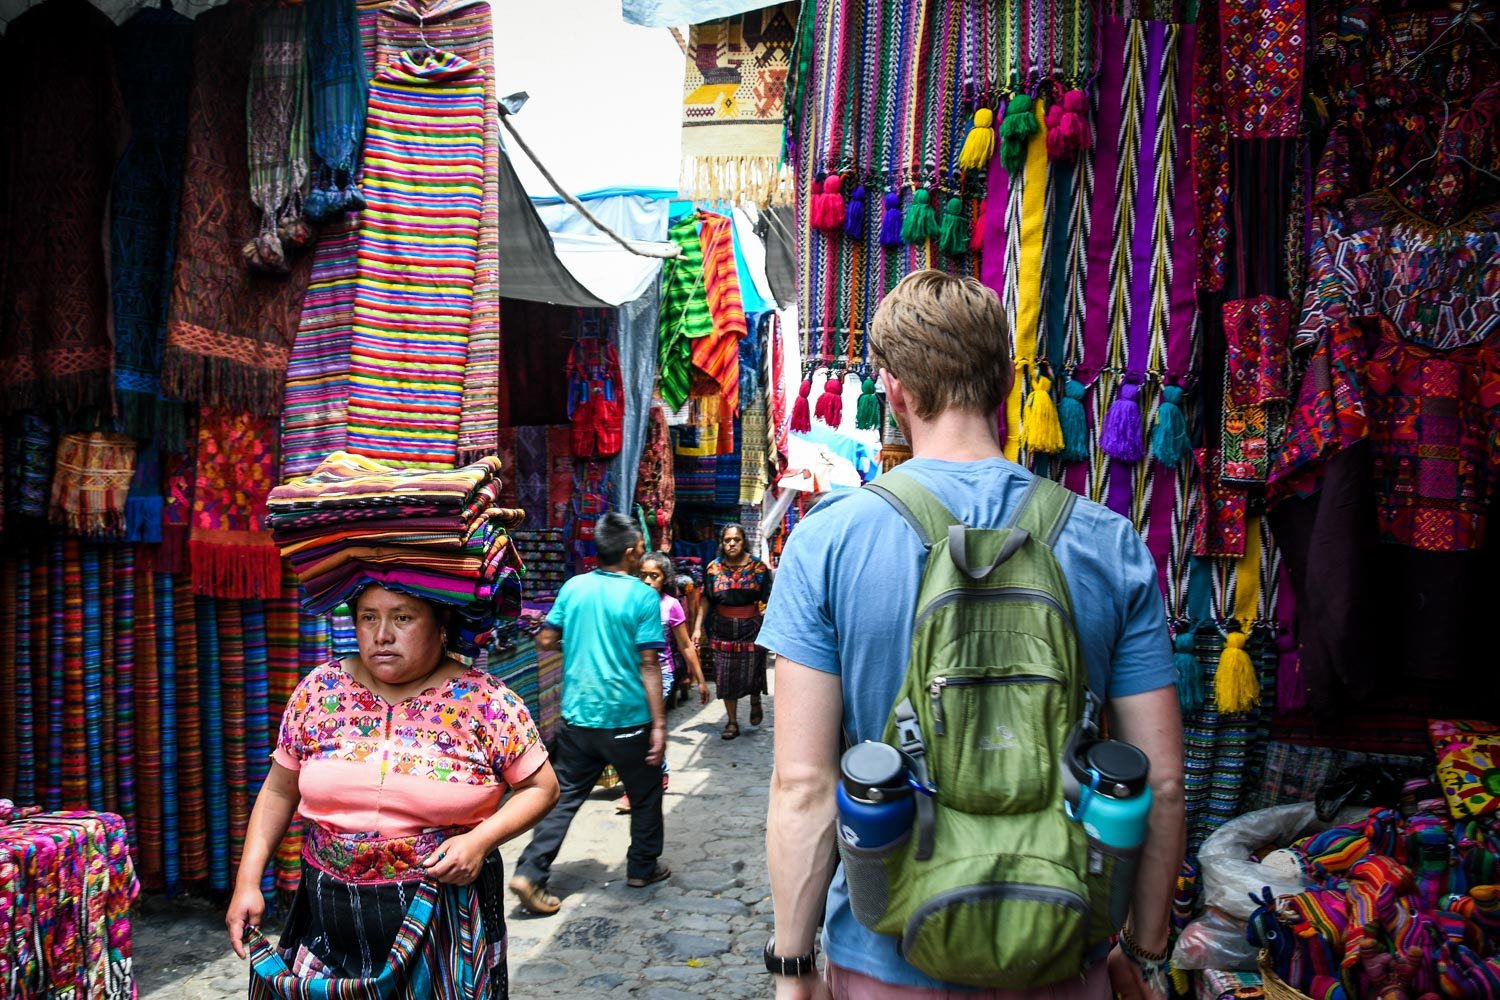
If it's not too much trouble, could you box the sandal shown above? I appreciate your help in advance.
[721,722,740,740]
[508,875,561,916]
[750,700,764,727]
[616,794,632,814]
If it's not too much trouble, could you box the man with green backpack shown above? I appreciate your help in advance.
[759,271,1184,999]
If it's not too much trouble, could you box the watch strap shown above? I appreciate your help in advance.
[763,936,815,976]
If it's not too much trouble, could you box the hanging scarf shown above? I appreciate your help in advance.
[190,410,282,599]
[694,213,748,414]
[111,7,194,441]
[133,556,162,886]
[304,0,370,222]
[163,4,315,417]
[0,0,123,415]
[345,49,486,470]
[244,5,312,274]
[658,215,712,410]
[49,434,138,539]
[1192,0,1231,291]
[8,415,57,521]
[1220,0,1305,139]
[196,593,230,889]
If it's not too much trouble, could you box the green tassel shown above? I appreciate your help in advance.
[855,378,881,430]
[1058,378,1090,462]
[1151,384,1191,467]
[900,188,939,244]
[1175,630,1203,714]
[1000,94,1039,174]
[938,196,968,256]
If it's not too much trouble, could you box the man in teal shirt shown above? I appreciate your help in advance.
[509,512,671,914]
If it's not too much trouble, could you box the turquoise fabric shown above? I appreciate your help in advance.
[546,570,665,729]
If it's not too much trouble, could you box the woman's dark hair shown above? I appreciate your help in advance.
[718,522,747,554]
[640,551,678,597]
[594,511,644,566]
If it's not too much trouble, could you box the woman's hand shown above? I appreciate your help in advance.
[225,883,267,959]
[423,830,496,886]
[698,680,711,705]
[692,627,703,647]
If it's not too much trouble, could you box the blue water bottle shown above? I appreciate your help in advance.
[836,741,915,851]
[1070,740,1152,850]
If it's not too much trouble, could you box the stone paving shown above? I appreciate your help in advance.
[134,673,779,999]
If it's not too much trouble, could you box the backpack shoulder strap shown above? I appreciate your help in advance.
[1005,475,1078,548]
[863,470,962,547]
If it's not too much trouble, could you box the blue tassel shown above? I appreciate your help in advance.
[878,191,904,247]
[1151,384,1191,467]
[125,495,163,544]
[1058,378,1090,463]
[1174,631,1203,713]
[844,185,867,239]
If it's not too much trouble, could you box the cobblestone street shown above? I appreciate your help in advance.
[134,677,779,999]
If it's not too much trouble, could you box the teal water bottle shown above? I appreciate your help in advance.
[1071,740,1152,850]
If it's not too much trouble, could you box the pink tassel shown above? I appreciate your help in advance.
[969,197,986,252]
[791,378,813,433]
[813,174,844,231]
[1045,103,1069,159]
[1062,90,1091,153]
[814,375,844,427]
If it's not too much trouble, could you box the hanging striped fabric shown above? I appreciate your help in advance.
[197,594,228,889]
[113,548,136,841]
[81,544,105,809]
[242,598,273,896]
[134,554,163,887]
[346,50,486,468]
[175,574,207,882]
[156,573,180,889]
[218,598,248,877]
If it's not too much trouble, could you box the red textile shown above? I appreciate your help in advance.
[692,213,747,414]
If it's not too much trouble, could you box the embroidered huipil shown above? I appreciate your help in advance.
[1272,200,1500,551]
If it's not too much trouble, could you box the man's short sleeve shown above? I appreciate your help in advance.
[545,578,572,632]
[755,518,840,675]
[1105,525,1175,699]
[635,585,666,649]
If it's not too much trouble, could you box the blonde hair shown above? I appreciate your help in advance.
[868,270,1012,419]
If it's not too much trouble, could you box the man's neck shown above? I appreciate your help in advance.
[596,564,631,575]
[907,408,1006,463]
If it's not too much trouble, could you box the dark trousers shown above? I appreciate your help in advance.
[514,720,664,883]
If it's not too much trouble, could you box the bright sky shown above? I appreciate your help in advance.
[493,0,685,197]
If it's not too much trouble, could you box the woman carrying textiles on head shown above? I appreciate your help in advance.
[693,523,773,740]
[226,582,559,998]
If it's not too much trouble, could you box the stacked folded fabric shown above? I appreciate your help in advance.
[268,452,525,654]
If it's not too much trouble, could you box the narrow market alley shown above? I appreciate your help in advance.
[134,682,779,1000]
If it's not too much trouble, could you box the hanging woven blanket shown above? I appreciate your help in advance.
[48,434,138,539]
[243,5,312,274]
[189,409,282,600]
[162,4,315,417]
[0,0,124,415]
[680,2,798,206]
[345,48,486,469]
[692,212,748,417]
[657,214,712,411]
[110,7,194,442]
[303,0,370,222]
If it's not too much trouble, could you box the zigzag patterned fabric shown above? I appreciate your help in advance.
[346,50,485,469]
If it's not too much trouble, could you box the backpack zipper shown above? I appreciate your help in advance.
[902,882,1089,958]
[928,674,1060,736]
[915,586,1071,632]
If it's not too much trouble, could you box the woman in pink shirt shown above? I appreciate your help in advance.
[225,584,560,997]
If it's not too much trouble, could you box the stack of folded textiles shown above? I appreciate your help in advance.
[268,451,526,654]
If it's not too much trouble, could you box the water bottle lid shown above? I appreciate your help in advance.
[1083,740,1150,798]
[840,742,911,803]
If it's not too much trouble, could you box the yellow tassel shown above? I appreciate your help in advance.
[958,108,997,170]
[1170,966,1189,994]
[1216,631,1260,713]
[1021,375,1065,454]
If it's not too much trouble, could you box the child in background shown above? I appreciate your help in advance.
[621,553,709,813]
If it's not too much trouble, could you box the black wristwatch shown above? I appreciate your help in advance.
[763,936,815,976]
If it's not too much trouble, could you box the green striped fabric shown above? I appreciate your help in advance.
[657,215,712,410]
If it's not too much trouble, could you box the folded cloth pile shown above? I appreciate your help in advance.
[268,452,525,654]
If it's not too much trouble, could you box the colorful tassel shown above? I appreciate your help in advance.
[1215,631,1260,713]
[999,94,1039,174]
[1100,381,1145,462]
[844,185,867,239]
[1151,384,1191,466]
[1045,102,1068,159]
[1174,630,1203,713]
[1058,378,1090,462]
[813,173,845,230]
[1061,89,1091,153]
[957,107,996,170]
[879,191,904,247]
[125,495,163,544]
[938,196,968,256]
[813,374,844,427]
[790,378,813,433]
[901,188,938,244]
[969,197,986,252]
[1020,375,1064,453]
[855,378,881,430]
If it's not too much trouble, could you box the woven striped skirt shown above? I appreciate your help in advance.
[710,612,766,702]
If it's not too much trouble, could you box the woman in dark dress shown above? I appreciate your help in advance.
[693,524,773,740]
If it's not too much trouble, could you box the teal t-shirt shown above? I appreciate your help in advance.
[546,570,665,729]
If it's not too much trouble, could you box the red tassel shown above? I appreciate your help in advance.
[1045,103,1069,159]
[813,174,844,231]
[815,375,844,427]
[1062,90,1091,154]
[791,378,813,432]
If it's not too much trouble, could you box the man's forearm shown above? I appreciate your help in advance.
[768,767,838,954]
[639,649,665,727]
[1127,778,1185,952]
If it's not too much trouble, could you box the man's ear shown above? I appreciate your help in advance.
[882,371,908,420]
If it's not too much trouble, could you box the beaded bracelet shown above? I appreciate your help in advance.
[1118,926,1170,995]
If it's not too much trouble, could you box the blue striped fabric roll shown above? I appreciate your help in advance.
[81,544,105,808]
[156,573,179,889]
[196,594,228,887]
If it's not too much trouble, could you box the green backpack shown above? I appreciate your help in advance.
[842,470,1129,989]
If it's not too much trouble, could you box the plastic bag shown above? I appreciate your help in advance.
[1171,906,1260,971]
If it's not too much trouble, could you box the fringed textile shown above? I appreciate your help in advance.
[190,411,282,599]
[110,7,194,440]
[0,0,122,414]
[49,434,137,540]
[345,50,485,469]
[304,0,370,221]
[243,5,312,274]
[163,4,314,416]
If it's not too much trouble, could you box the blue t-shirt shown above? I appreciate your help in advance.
[545,570,666,729]
[756,457,1175,990]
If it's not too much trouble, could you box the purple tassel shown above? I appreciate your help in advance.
[844,185,867,238]
[1100,382,1145,461]
[878,191,904,247]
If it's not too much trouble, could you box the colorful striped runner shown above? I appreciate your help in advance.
[46,539,64,811]
[345,50,485,468]
[114,548,136,842]
[80,544,104,809]
[14,550,35,806]
[0,554,16,800]
[176,574,206,882]
[218,598,248,879]
[242,598,273,896]
[99,547,118,815]
[134,555,163,888]
[156,573,180,889]
[196,594,228,890]
[61,539,85,809]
